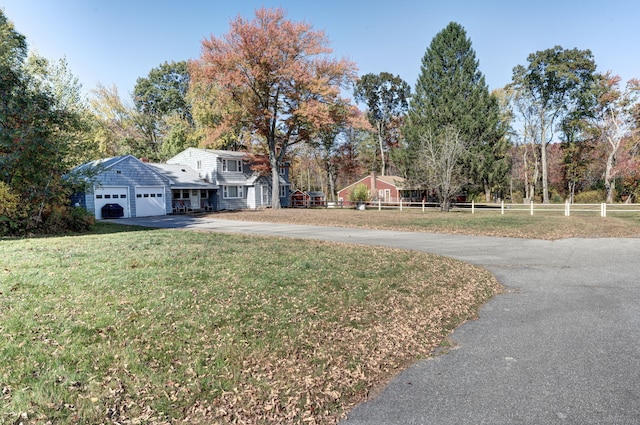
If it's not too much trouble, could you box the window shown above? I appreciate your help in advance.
[96,195,103,199]
[172,190,189,200]
[279,166,287,176]
[279,185,287,198]
[196,160,202,170]
[222,159,242,172]
[223,186,243,199]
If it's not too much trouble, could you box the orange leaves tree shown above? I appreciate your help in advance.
[190,8,357,208]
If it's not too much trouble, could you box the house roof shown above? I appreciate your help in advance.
[147,163,218,189]
[339,175,408,193]
[71,154,133,174]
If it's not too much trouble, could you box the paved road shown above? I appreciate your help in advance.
[113,216,640,424]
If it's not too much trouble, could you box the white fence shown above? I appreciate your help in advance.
[353,199,640,217]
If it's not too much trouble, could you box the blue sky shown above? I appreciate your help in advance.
[2,0,638,99]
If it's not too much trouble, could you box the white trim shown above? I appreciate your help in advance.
[223,185,244,199]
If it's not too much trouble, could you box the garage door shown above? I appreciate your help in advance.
[94,186,130,219]
[135,186,166,217]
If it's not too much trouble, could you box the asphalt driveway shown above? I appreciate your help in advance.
[113,215,640,424]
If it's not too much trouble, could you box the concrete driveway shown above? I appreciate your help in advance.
[113,215,640,424]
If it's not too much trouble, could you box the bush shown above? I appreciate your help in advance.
[510,191,524,204]
[348,184,371,203]
[574,190,605,204]
[0,182,26,236]
[42,206,95,234]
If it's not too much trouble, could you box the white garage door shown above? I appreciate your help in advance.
[135,186,166,217]
[94,186,130,219]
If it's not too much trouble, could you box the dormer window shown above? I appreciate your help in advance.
[222,159,242,172]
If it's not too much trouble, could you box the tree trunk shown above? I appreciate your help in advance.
[539,111,550,204]
[540,142,549,203]
[377,121,386,176]
[604,146,616,204]
[269,141,281,209]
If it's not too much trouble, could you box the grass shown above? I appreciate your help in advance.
[218,208,640,239]
[0,222,500,424]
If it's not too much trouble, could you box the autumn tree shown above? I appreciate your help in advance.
[89,84,146,157]
[510,46,597,203]
[309,103,364,201]
[353,72,410,176]
[190,8,357,208]
[587,73,640,203]
[405,22,507,200]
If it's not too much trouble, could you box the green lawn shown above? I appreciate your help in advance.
[0,223,500,424]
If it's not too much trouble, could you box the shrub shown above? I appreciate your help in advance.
[510,191,524,204]
[574,190,605,204]
[0,182,26,236]
[42,206,95,234]
[348,184,371,203]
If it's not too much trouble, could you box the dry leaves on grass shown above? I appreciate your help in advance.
[191,254,501,424]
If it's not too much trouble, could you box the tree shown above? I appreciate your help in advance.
[133,61,196,158]
[353,72,410,176]
[510,46,597,203]
[309,103,364,201]
[405,22,507,200]
[0,10,84,233]
[411,126,468,211]
[89,83,145,157]
[190,8,357,208]
[588,73,640,203]
[24,52,96,164]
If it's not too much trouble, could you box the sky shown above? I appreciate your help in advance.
[2,0,639,100]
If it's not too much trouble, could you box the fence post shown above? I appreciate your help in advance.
[472,200,475,214]
[422,199,425,212]
[601,202,607,218]
[378,199,381,211]
[400,198,403,212]
[565,200,570,217]
[530,200,534,216]
[501,200,505,215]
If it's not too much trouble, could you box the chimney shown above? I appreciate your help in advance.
[371,171,377,194]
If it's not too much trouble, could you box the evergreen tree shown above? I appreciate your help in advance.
[405,22,508,199]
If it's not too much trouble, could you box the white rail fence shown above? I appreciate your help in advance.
[327,200,640,217]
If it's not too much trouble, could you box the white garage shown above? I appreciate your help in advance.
[94,186,130,219]
[135,186,166,217]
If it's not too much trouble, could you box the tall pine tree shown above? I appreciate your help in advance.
[405,22,508,200]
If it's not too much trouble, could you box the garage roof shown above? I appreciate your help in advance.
[147,163,218,189]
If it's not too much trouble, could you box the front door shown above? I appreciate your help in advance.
[190,190,200,210]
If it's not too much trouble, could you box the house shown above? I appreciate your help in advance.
[306,191,326,207]
[71,148,290,219]
[70,155,174,219]
[166,148,290,210]
[146,163,218,212]
[288,190,326,208]
[337,172,407,206]
[289,189,307,208]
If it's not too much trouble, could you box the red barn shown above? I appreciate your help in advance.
[337,172,407,206]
